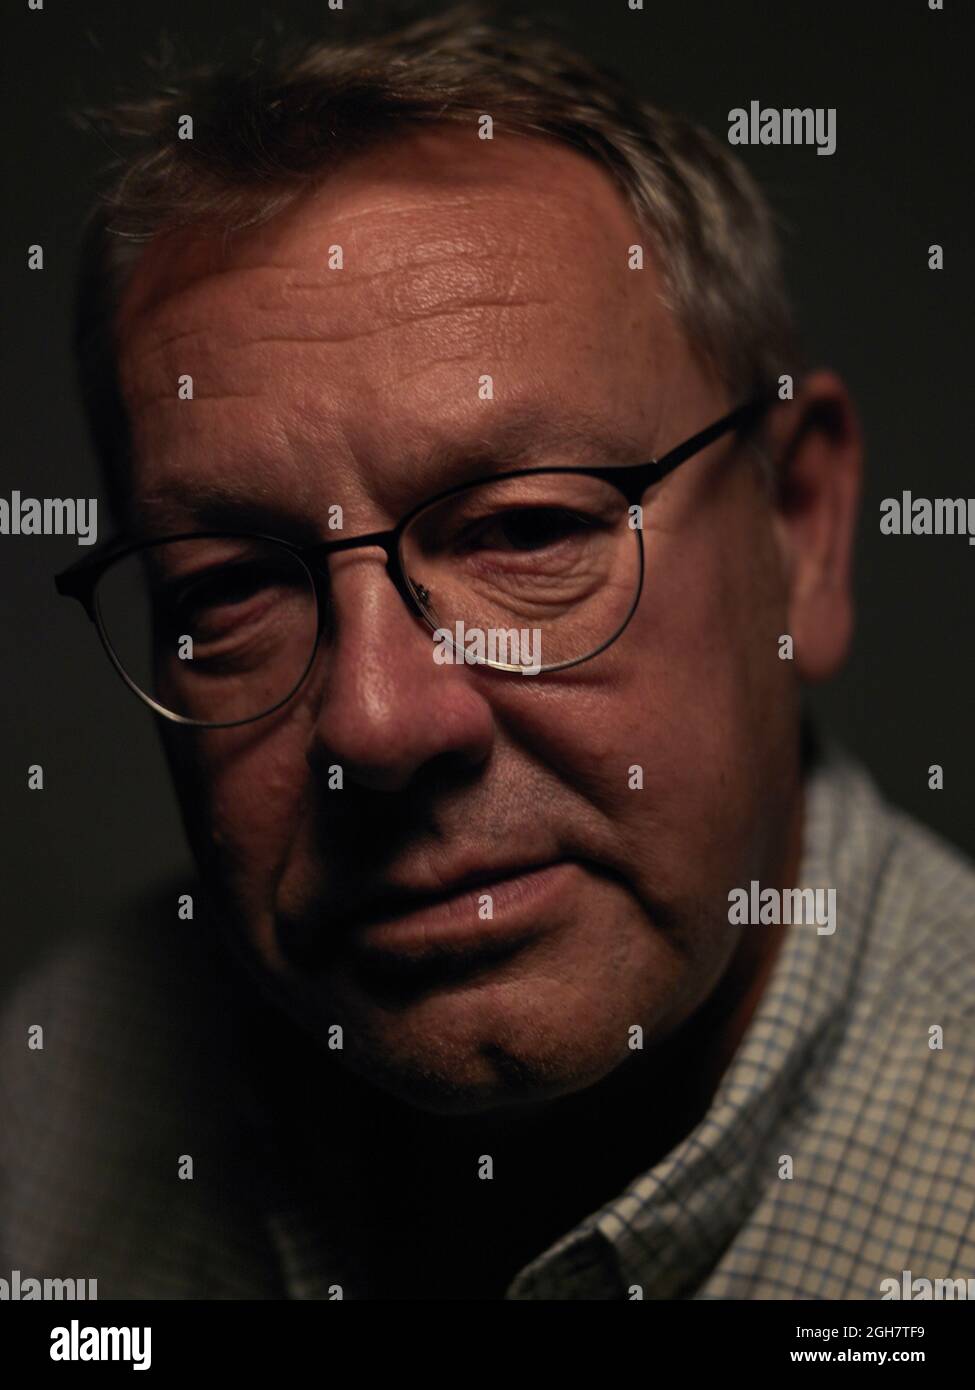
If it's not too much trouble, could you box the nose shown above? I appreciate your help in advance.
[305,547,495,792]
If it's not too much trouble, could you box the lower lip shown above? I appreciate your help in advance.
[348,861,579,963]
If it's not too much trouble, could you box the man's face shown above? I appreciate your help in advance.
[117,126,801,1113]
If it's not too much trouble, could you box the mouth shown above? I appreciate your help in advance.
[277,859,579,978]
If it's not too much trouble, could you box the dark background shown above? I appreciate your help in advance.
[2,0,971,989]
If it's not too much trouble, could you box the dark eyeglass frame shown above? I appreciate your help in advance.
[55,393,776,726]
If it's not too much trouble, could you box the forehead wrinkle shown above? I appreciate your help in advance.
[122,294,552,419]
[127,245,557,365]
[283,243,517,293]
[122,269,561,422]
[122,276,566,420]
[118,125,646,370]
[118,261,292,344]
[120,167,617,364]
[134,294,552,364]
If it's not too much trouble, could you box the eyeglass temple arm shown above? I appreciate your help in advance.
[55,532,136,605]
[588,392,776,503]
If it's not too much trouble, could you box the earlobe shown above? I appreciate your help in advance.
[772,371,863,682]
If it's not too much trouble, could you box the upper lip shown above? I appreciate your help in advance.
[327,858,562,931]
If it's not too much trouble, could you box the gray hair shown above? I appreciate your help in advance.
[76,0,800,517]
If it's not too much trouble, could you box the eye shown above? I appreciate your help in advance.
[177,563,268,610]
[463,507,598,553]
[158,560,294,634]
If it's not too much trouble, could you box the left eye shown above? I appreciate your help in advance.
[465,508,596,552]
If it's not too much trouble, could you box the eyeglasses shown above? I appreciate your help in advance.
[55,394,774,728]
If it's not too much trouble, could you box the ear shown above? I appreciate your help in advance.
[768,370,863,681]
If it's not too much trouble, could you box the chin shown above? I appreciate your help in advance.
[339,1047,608,1116]
[327,984,629,1115]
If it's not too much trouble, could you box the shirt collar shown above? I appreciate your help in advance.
[505,739,881,1298]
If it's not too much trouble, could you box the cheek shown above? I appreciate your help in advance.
[627,508,795,875]
[487,505,794,894]
[170,719,312,911]
[638,499,790,749]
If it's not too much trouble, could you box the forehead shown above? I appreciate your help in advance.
[116,125,695,533]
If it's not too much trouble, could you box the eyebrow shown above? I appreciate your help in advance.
[132,483,324,542]
[131,404,654,538]
[424,405,650,478]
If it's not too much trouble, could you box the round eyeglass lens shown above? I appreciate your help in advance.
[94,535,320,725]
[398,471,644,673]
